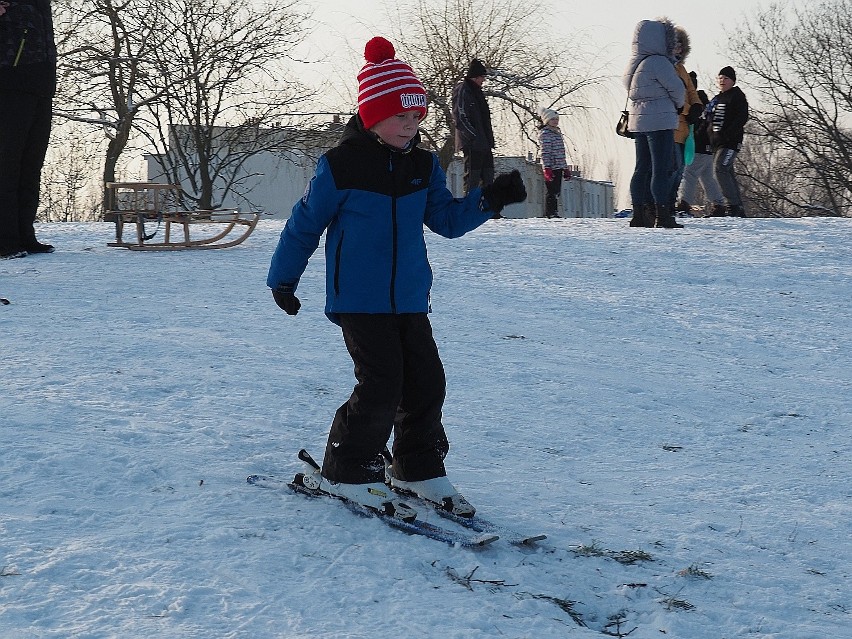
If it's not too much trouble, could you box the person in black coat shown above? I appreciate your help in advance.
[0,0,57,258]
[705,66,749,216]
[452,59,496,202]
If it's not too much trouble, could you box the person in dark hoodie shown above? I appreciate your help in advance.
[705,66,749,216]
[452,58,496,201]
[0,0,57,259]
[622,18,685,229]
[266,37,526,522]
[676,72,725,216]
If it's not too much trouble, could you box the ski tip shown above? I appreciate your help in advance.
[472,533,500,547]
[518,534,548,545]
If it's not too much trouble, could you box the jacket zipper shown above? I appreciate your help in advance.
[389,154,398,314]
[334,231,344,296]
[14,30,28,67]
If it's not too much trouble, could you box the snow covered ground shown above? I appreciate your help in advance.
[1,217,850,638]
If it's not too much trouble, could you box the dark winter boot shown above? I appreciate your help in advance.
[709,204,727,217]
[642,203,657,227]
[629,204,656,228]
[628,205,646,227]
[674,199,691,215]
[727,205,746,217]
[654,204,684,228]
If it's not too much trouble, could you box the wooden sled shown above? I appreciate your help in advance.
[105,182,260,251]
[108,209,260,251]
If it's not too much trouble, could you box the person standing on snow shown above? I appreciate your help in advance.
[452,58,497,214]
[623,18,685,229]
[537,107,571,218]
[676,73,725,216]
[704,66,749,216]
[669,25,704,216]
[0,0,57,259]
[266,37,527,521]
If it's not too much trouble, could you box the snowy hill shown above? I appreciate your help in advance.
[1,218,850,638]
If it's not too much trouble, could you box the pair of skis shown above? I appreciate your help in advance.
[247,449,546,550]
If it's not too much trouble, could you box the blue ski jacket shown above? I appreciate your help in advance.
[267,115,496,324]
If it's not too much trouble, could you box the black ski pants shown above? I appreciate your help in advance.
[321,313,449,484]
[0,91,53,253]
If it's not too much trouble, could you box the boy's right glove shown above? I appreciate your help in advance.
[272,283,301,316]
[543,168,554,182]
[483,170,527,214]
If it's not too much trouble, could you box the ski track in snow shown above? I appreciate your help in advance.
[1,218,850,638]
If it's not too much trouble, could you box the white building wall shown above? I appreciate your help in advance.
[148,148,614,220]
[446,157,614,219]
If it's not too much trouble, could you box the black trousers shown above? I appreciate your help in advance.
[321,313,449,484]
[544,173,563,217]
[461,147,495,195]
[0,91,53,253]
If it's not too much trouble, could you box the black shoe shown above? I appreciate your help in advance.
[709,204,728,217]
[727,205,746,217]
[1,249,27,259]
[23,241,55,254]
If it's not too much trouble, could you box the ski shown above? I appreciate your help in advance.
[247,453,499,550]
[388,487,547,546]
[380,450,546,547]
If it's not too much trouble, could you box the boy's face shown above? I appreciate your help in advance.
[717,75,735,92]
[371,110,422,149]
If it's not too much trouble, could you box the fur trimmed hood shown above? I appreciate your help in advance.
[674,25,691,61]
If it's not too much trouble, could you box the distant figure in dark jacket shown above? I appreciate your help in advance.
[452,59,496,202]
[704,66,749,216]
[0,0,57,258]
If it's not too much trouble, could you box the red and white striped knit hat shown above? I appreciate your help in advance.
[357,37,428,130]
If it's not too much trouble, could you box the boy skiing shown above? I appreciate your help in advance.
[267,37,526,521]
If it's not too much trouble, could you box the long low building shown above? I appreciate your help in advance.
[145,123,614,220]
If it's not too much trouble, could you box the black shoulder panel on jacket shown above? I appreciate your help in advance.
[325,142,435,198]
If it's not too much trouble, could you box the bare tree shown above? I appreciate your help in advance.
[386,0,607,168]
[729,0,852,216]
[54,0,172,213]
[137,0,313,211]
[40,123,102,222]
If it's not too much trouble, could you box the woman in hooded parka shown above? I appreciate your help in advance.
[623,18,685,228]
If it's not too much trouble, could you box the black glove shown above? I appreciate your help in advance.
[482,170,527,214]
[686,103,703,125]
[272,283,301,316]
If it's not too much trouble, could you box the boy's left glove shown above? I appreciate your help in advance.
[483,170,527,214]
[272,283,301,316]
